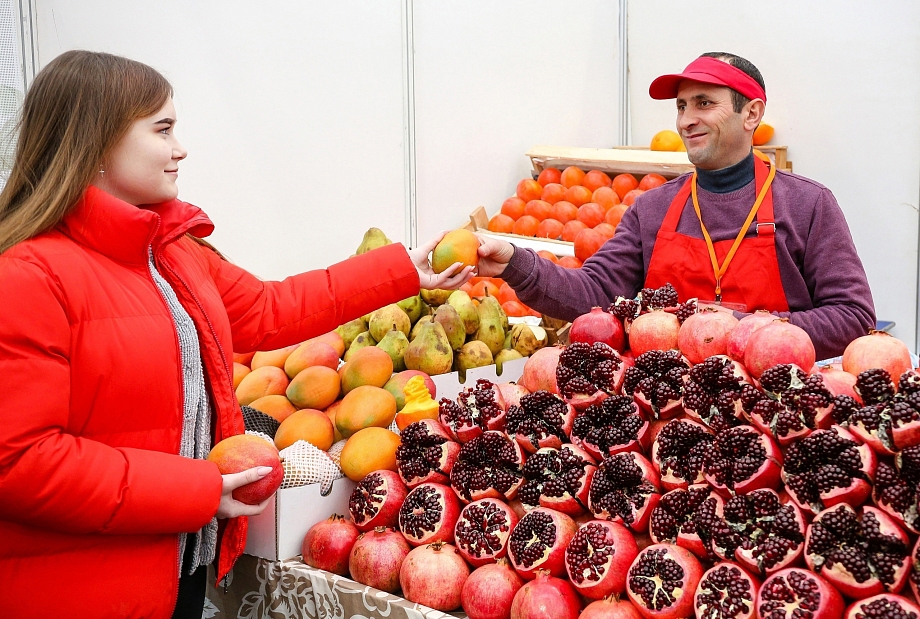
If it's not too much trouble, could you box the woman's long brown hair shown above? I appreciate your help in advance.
[0,50,172,253]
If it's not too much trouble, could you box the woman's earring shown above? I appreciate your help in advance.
[99,166,105,177]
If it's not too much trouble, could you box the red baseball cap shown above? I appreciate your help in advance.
[649,56,766,102]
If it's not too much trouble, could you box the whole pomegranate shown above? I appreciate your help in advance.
[843,331,912,386]
[460,559,524,619]
[508,507,578,580]
[348,526,411,593]
[510,570,582,619]
[579,597,644,619]
[743,320,816,380]
[625,543,703,619]
[628,311,681,357]
[570,307,626,352]
[756,568,844,619]
[726,311,776,362]
[677,308,739,364]
[348,469,408,532]
[564,520,639,599]
[300,513,359,575]
[399,541,470,612]
[844,594,920,619]
[519,346,562,394]
[694,562,761,619]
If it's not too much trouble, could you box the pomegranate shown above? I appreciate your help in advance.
[651,418,714,490]
[816,365,860,402]
[844,594,920,619]
[910,537,920,602]
[648,485,715,560]
[726,311,776,362]
[628,311,681,357]
[756,568,844,619]
[677,308,739,364]
[461,559,524,619]
[450,430,525,503]
[398,482,461,546]
[439,378,507,443]
[571,395,650,460]
[348,469,408,532]
[518,444,597,515]
[580,596,644,619]
[519,346,562,395]
[570,306,626,352]
[698,488,806,576]
[508,507,578,580]
[703,425,783,496]
[850,369,920,454]
[395,419,460,488]
[556,342,627,410]
[805,504,911,598]
[626,543,703,619]
[453,498,519,567]
[565,520,639,599]
[505,390,575,453]
[782,425,876,516]
[510,570,582,619]
[681,355,750,432]
[743,319,816,380]
[497,382,530,408]
[623,350,691,419]
[399,541,470,612]
[740,364,834,445]
[694,562,761,619]
[348,526,411,593]
[843,331,912,386]
[874,445,920,533]
[300,513,359,575]
[588,452,662,533]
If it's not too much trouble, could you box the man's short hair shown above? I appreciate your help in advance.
[699,52,765,113]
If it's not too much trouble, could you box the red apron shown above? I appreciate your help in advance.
[644,154,789,312]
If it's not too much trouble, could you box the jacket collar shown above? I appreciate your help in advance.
[59,186,215,264]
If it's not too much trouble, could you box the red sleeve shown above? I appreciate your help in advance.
[205,243,420,353]
[0,256,222,535]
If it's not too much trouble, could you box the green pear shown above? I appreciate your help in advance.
[511,324,549,357]
[369,304,411,342]
[448,290,480,335]
[355,227,392,255]
[503,330,513,350]
[411,315,433,341]
[420,288,453,307]
[494,349,524,374]
[376,327,409,372]
[335,317,367,351]
[344,331,376,362]
[475,296,506,357]
[397,295,424,324]
[457,340,494,382]
[434,304,466,351]
[404,321,454,376]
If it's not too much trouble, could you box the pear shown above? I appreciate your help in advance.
[355,227,392,255]
[494,349,524,374]
[335,317,367,351]
[377,326,409,372]
[397,295,424,324]
[503,330,513,350]
[369,304,411,342]
[457,340,494,381]
[511,324,549,357]
[410,315,433,341]
[344,331,376,362]
[448,290,480,335]
[420,288,453,307]
[433,304,466,351]
[475,296,506,357]
[404,321,454,376]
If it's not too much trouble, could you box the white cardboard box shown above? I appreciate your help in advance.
[430,354,527,402]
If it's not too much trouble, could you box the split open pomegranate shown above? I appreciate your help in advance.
[874,444,920,533]
[844,593,920,619]
[681,355,750,432]
[694,562,761,619]
[555,341,626,410]
[504,390,575,453]
[650,418,714,490]
[571,394,650,461]
[850,368,920,455]
[588,452,661,533]
[395,419,461,488]
[453,497,519,567]
[518,444,596,516]
[703,425,783,496]
[756,568,844,619]
[450,430,525,503]
[564,519,639,599]
[398,482,461,547]
[648,484,715,559]
[622,350,690,420]
[439,378,507,443]
[626,543,703,619]
[348,469,408,532]
[507,506,578,580]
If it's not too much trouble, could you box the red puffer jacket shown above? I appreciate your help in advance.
[0,187,419,618]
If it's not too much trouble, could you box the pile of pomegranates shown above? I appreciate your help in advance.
[298,286,920,619]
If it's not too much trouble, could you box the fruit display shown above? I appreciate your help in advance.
[292,279,920,618]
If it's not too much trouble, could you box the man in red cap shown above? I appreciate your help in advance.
[476,52,875,360]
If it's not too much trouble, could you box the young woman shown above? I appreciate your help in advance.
[0,50,469,619]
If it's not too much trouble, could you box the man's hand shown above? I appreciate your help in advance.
[475,234,515,277]
[216,467,273,519]
[408,232,476,290]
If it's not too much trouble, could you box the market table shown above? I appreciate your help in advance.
[205,553,466,619]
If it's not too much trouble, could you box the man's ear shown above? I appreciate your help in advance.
[743,99,766,132]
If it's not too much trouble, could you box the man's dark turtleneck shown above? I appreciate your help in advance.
[696,150,755,193]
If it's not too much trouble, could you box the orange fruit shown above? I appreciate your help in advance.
[286,365,341,409]
[594,223,616,240]
[233,362,251,390]
[536,218,564,239]
[498,282,520,306]
[516,179,543,202]
[501,197,526,220]
[432,229,479,273]
[592,187,621,211]
[557,256,583,269]
[574,228,607,262]
[249,394,298,423]
[605,203,629,228]
[471,279,501,299]
[536,250,559,264]
[540,183,567,205]
[612,174,639,200]
[325,399,345,443]
[308,332,345,358]
[340,346,393,394]
[537,168,562,186]
[753,122,774,146]
[524,200,553,221]
[512,215,540,237]
[236,365,290,406]
[576,203,606,228]
[638,173,667,191]
[622,189,645,206]
[339,427,401,481]
[550,201,578,224]
[564,185,593,207]
[251,344,300,371]
[285,340,340,378]
[650,129,684,151]
[560,166,586,188]
[275,409,335,451]
[233,351,255,367]
[582,170,612,192]
[502,301,529,317]
[335,385,398,438]
[488,213,515,233]
[561,220,589,242]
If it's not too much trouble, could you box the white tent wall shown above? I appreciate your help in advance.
[627,0,920,350]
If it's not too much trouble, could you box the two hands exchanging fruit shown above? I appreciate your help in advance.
[413,229,515,290]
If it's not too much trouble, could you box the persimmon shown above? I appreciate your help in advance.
[564,185,593,207]
[650,129,684,151]
[592,186,620,211]
[550,200,578,224]
[501,197,526,220]
[557,256,583,269]
[582,170,612,192]
[498,282,519,305]
[537,167,562,186]
[488,214,515,233]
[512,215,540,237]
[516,179,543,203]
[576,203,606,228]
[605,203,629,228]
[560,166,586,188]
[524,199,552,221]
[502,301,530,317]
[471,279,501,299]
[574,228,607,263]
[540,183,567,205]
[536,250,559,264]
[536,218,564,240]
[594,223,616,240]
[753,122,774,146]
[638,173,667,191]
[561,220,588,242]
[611,174,639,200]
[622,189,645,206]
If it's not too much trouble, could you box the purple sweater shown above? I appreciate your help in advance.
[502,169,876,360]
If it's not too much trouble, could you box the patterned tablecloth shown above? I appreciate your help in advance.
[205,554,467,619]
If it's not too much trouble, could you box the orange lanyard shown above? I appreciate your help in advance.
[690,150,776,301]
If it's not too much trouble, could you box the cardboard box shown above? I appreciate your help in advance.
[430,353,528,402]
